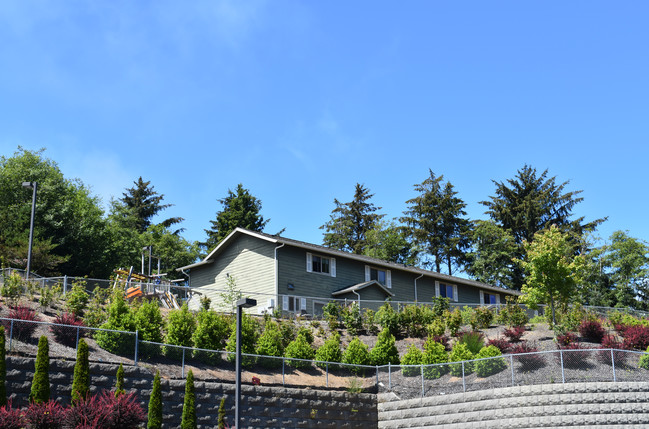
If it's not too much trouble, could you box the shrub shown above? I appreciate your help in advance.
[94,291,136,355]
[315,333,342,369]
[148,371,162,429]
[598,335,628,366]
[323,302,341,331]
[558,343,591,368]
[578,319,606,343]
[218,397,227,429]
[114,363,125,397]
[341,302,362,335]
[64,393,104,428]
[426,317,446,337]
[445,308,462,336]
[496,296,528,327]
[51,312,85,347]
[486,337,511,354]
[23,400,65,429]
[510,342,545,371]
[556,332,578,348]
[65,281,90,317]
[342,338,371,375]
[0,401,24,429]
[375,302,399,337]
[400,344,424,377]
[422,338,448,379]
[431,297,450,317]
[431,334,450,351]
[71,339,90,403]
[83,286,110,328]
[164,304,196,359]
[458,331,484,355]
[399,305,434,337]
[474,306,494,329]
[100,390,147,429]
[1,273,24,305]
[134,300,164,343]
[278,320,297,349]
[255,321,284,368]
[639,346,649,370]
[0,326,6,407]
[192,310,230,363]
[181,370,197,429]
[225,314,259,366]
[297,327,314,345]
[39,283,62,310]
[30,336,50,404]
[362,309,379,335]
[370,328,400,366]
[503,326,526,343]
[4,305,39,341]
[284,333,315,369]
[620,325,649,351]
[474,345,507,377]
[448,343,473,376]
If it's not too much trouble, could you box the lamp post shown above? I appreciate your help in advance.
[21,181,37,279]
[235,297,257,429]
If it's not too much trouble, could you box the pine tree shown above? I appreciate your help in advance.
[71,338,90,403]
[114,363,125,397]
[204,184,270,250]
[147,371,162,429]
[0,326,6,407]
[29,335,50,404]
[180,370,196,429]
[116,176,183,233]
[321,183,384,254]
[369,328,400,366]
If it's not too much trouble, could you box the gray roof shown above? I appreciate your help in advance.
[332,280,395,297]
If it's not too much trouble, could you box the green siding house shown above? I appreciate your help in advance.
[178,228,519,315]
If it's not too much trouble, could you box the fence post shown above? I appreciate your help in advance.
[75,327,80,351]
[326,363,329,388]
[510,354,514,387]
[388,362,391,390]
[420,365,424,398]
[63,275,68,296]
[182,348,185,378]
[559,350,565,383]
[462,362,466,393]
[9,320,13,351]
[282,358,285,386]
[134,330,139,366]
[611,349,617,382]
[376,366,379,391]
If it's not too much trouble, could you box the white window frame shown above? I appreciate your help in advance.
[435,281,458,302]
[282,295,307,313]
[306,253,336,277]
[365,265,392,288]
[480,291,500,305]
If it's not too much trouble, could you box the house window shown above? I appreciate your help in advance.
[365,265,392,288]
[481,291,500,305]
[283,295,307,313]
[307,253,336,277]
[436,281,458,302]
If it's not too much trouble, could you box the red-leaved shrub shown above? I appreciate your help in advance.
[486,337,511,353]
[23,400,66,429]
[619,325,649,350]
[510,342,545,371]
[51,312,86,347]
[556,332,578,347]
[578,319,606,343]
[99,390,146,429]
[3,306,39,341]
[557,342,592,368]
[431,334,450,351]
[0,401,25,429]
[503,326,525,343]
[65,393,106,428]
[597,335,629,366]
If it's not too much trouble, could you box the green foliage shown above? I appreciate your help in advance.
[134,300,164,343]
[0,326,6,407]
[362,308,379,335]
[496,296,529,327]
[458,331,485,355]
[1,273,24,305]
[71,339,89,403]
[95,290,136,355]
[181,370,197,429]
[284,333,315,369]
[603,231,649,310]
[375,302,400,337]
[557,303,588,332]
[65,280,90,317]
[422,338,448,379]
[217,397,227,429]
[639,347,649,370]
[431,297,450,317]
[323,302,341,330]
[363,219,417,265]
[321,183,384,254]
[426,317,446,337]
[342,338,371,374]
[465,220,518,289]
[83,286,110,328]
[199,295,211,312]
[164,304,196,359]
[114,364,125,397]
[341,302,362,335]
[193,310,230,363]
[204,183,269,250]
[370,328,400,366]
[315,333,343,368]
[473,306,494,329]
[399,305,434,337]
[445,308,463,336]
[225,313,259,366]
[449,343,474,376]
[474,345,507,377]
[218,275,243,313]
[39,283,61,310]
[30,336,50,404]
[147,371,162,429]
[255,321,284,368]
[278,319,297,349]
[400,344,424,377]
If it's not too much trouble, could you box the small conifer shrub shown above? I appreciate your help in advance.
[315,333,343,369]
[181,370,197,429]
[448,343,474,377]
[284,333,315,369]
[474,345,507,377]
[422,338,448,379]
[114,363,126,397]
[400,344,423,377]
[369,328,400,366]
[217,397,227,429]
[255,321,284,368]
[147,371,162,429]
[30,336,50,404]
[71,338,90,403]
[342,338,371,375]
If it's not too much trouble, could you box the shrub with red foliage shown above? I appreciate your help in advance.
[65,393,105,428]
[503,326,525,343]
[556,332,578,347]
[486,337,511,353]
[619,325,649,351]
[3,306,39,341]
[99,390,146,429]
[557,342,592,368]
[510,342,545,371]
[23,400,66,429]
[0,401,25,429]
[431,334,450,351]
[578,319,606,343]
[597,335,629,366]
[51,313,86,347]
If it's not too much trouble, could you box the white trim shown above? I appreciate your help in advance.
[282,295,289,311]
[331,258,336,277]
[386,270,392,289]
[435,281,440,297]
[480,290,485,305]
[452,285,458,302]
[365,265,371,282]
[496,294,501,305]
[306,253,313,272]
[300,298,307,311]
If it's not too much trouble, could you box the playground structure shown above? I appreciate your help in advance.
[113,267,183,309]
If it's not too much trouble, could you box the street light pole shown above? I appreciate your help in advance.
[21,181,37,280]
[235,297,257,429]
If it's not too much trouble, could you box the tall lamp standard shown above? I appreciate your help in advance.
[21,181,37,280]
[235,297,257,429]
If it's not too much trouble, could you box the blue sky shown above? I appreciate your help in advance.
[1,1,647,253]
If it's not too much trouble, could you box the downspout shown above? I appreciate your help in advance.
[180,268,190,287]
[414,273,424,302]
[353,289,361,308]
[274,243,285,311]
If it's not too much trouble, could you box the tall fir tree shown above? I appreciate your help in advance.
[321,183,384,254]
[465,220,518,289]
[29,336,50,404]
[147,371,163,429]
[181,370,197,429]
[71,338,90,403]
[204,184,270,250]
[401,170,471,274]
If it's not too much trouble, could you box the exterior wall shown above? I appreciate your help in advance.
[187,234,277,313]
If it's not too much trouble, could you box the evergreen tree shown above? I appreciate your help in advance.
[601,231,649,310]
[401,170,471,274]
[321,183,384,254]
[217,397,227,429]
[71,338,90,403]
[114,363,125,397]
[181,370,197,429]
[369,328,400,366]
[481,165,604,289]
[204,184,270,250]
[465,220,518,289]
[0,326,5,407]
[364,220,416,265]
[29,335,50,404]
[147,371,163,429]
[164,304,196,359]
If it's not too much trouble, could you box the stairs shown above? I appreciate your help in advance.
[378,382,649,428]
